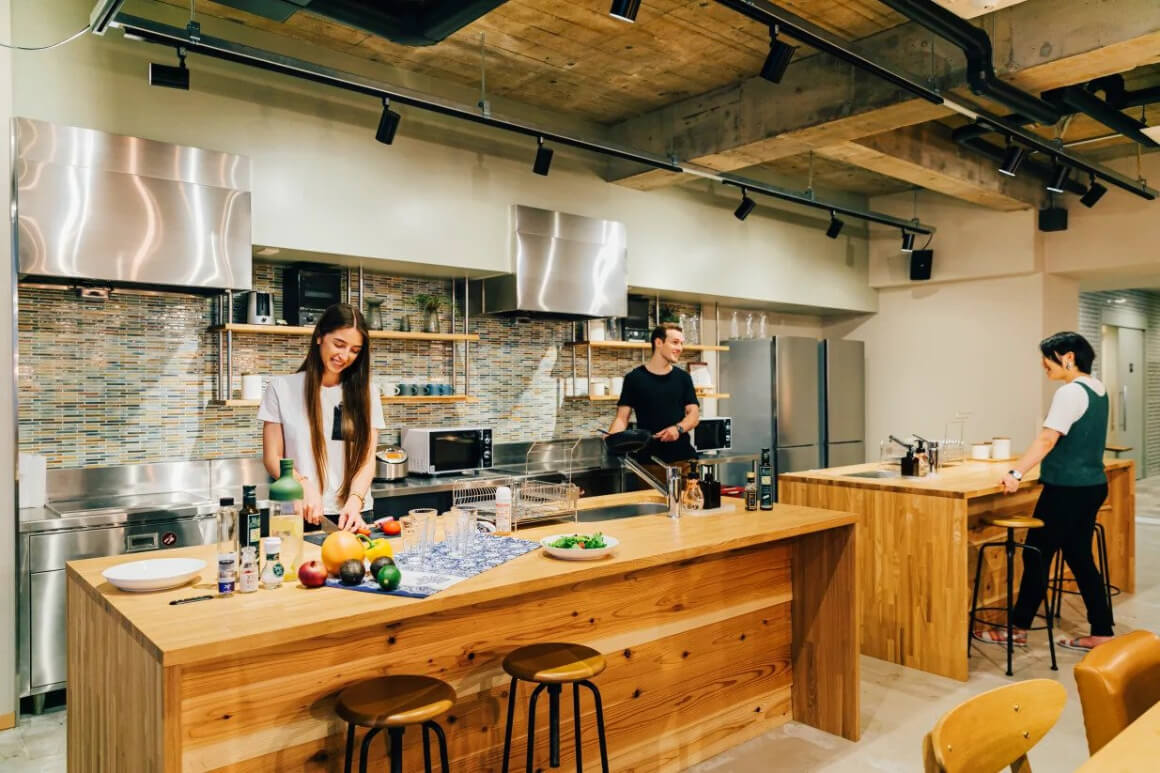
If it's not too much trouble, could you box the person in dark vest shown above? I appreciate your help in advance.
[979,332,1115,651]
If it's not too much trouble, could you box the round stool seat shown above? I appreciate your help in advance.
[984,515,1044,530]
[503,643,606,684]
[336,675,455,728]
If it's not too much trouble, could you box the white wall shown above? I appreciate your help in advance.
[11,0,877,314]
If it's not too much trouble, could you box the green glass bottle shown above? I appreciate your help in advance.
[268,459,305,573]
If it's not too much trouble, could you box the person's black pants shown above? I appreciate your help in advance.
[1011,482,1113,637]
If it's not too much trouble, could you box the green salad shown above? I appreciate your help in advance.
[548,533,608,550]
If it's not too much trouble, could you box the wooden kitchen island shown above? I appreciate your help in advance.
[780,459,1134,681]
[66,493,859,772]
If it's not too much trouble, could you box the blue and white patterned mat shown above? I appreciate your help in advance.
[320,534,541,598]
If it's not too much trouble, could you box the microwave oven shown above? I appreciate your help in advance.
[401,427,493,475]
[693,417,732,452]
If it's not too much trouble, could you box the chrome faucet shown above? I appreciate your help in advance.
[622,455,683,518]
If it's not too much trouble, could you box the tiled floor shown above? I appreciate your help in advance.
[6,477,1160,771]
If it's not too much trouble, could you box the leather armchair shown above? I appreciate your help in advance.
[1074,630,1160,754]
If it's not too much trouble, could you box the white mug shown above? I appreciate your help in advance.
[611,377,624,396]
[971,442,992,460]
[575,377,589,395]
[592,382,609,397]
[379,379,401,397]
[992,437,1012,459]
[241,373,264,401]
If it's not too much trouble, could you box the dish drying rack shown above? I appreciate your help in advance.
[452,438,581,532]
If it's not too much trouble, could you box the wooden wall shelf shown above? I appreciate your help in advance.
[212,395,478,407]
[209,323,479,343]
[565,340,728,353]
[565,392,729,402]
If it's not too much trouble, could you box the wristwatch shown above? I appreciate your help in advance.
[1008,469,1023,481]
[675,425,686,436]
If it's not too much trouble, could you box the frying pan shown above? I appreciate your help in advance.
[596,427,653,456]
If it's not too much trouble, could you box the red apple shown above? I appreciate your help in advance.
[297,560,328,588]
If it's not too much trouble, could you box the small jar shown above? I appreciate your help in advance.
[261,536,284,590]
[239,546,260,593]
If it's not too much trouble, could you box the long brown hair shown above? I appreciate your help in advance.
[298,303,372,503]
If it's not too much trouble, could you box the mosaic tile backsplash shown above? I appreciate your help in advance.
[19,264,705,468]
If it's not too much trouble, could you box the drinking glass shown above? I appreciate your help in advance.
[457,507,478,555]
[744,312,755,338]
[443,509,463,557]
[398,515,419,567]
[757,312,768,338]
[410,508,437,567]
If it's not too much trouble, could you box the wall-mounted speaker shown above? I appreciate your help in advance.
[1038,207,1068,232]
[909,249,934,281]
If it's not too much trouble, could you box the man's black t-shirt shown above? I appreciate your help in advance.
[617,364,700,463]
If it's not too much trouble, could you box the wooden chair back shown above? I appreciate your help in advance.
[922,679,1066,773]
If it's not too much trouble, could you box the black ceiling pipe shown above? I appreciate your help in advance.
[951,113,1034,143]
[954,135,1088,196]
[875,0,1060,126]
[1087,74,1160,110]
[1042,85,1160,148]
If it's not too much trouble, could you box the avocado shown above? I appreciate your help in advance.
[338,559,366,586]
[369,556,395,580]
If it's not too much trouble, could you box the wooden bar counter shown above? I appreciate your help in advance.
[66,493,859,772]
[780,459,1134,682]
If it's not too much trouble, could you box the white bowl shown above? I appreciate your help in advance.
[540,534,619,561]
[101,557,207,592]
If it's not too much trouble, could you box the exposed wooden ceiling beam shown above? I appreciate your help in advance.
[817,123,1044,210]
[606,0,1160,190]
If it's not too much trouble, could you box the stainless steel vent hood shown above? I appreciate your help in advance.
[481,205,627,320]
[13,118,252,292]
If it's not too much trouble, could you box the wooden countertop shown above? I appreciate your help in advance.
[1076,700,1160,772]
[67,492,855,668]
[780,458,1133,499]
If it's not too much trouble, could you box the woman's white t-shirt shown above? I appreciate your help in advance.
[258,372,387,514]
[1043,375,1107,435]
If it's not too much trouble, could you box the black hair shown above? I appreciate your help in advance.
[650,323,683,352]
[1039,331,1095,374]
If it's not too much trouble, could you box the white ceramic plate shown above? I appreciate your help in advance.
[540,534,619,561]
[101,557,207,593]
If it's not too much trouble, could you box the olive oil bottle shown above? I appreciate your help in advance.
[758,449,774,510]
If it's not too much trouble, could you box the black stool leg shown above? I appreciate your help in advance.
[527,683,547,773]
[501,677,519,773]
[573,683,584,773]
[967,541,989,657]
[344,723,356,773]
[1003,528,1015,676]
[358,727,383,773]
[422,723,433,773]
[1021,543,1058,672]
[387,727,405,773]
[579,680,609,773]
[1050,549,1064,621]
[548,684,562,768]
[424,721,450,773]
[1096,523,1114,626]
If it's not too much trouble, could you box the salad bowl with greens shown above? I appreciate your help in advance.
[540,532,619,561]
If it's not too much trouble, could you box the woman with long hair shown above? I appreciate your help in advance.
[259,303,385,532]
[979,331,1115,652]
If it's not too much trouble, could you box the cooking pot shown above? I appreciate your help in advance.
[375,446,408,481]
[597,428,653,456]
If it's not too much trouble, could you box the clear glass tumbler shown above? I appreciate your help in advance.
[410,508,437,567]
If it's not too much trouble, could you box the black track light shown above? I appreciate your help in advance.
[533,136,553,176]
[609,0,641,22]
[734,187,756,221]
[375,98,401,145]
[1046,163,1071,194]
[998,142,1026,178]
[826,212,844,239]
[149,47,189,90]
[760,29,795,84]
[901,230,916,253]
[1080,176,1108,208]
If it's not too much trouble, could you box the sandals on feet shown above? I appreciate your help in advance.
[1058,637,1105,652]
[974,628,1028,646]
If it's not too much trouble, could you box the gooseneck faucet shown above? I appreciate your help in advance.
[622,455,683,518]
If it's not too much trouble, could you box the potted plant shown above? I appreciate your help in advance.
[659,305,680,324]
[414,293,444,334]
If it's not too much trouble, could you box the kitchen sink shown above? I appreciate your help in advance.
[842,470,902,479]
[578,502,671,522]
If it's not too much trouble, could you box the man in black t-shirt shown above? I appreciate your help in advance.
[609,323,701,465]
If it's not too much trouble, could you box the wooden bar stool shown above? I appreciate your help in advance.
[1049,521,1119,626]
[336,675,455,773]
[967,515,1058,676]
[500,642,609,773]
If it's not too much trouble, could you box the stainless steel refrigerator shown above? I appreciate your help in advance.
[718,337,865,492]
[821,338,866,468]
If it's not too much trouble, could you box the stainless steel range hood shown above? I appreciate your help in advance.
[13,118,252,292]
[481,205,627,320]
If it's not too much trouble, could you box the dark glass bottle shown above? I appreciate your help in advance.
[758,448,774,510]
[240,485,261,550]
